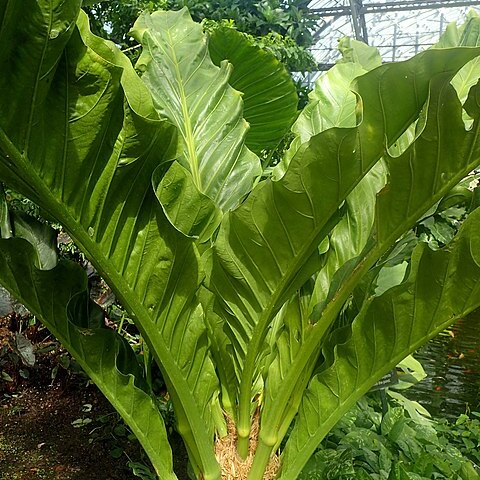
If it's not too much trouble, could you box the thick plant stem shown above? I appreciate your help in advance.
[250,251,383,472]
[237,326,271,459]
[237,431,250,460]
[247,441,274,480]
[257,251,379,449]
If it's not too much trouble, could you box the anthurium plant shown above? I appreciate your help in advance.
[2,2,480,479]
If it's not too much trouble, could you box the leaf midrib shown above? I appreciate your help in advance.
[166,29,202,189]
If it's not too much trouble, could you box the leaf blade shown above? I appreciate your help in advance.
[208,47,480,442]
[280,208,480,480]
[131,9,261,213]
[0,234,177,480]
[208,27,298,154]
[0,5,221,477]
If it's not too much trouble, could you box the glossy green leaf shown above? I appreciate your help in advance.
[373,75,480,248]
[153,161,222,241]
[433,12,480,128]
[131,9,261,218]
[278,54,386,310]
[208,27,298,154]
[280,38,379,174]
[434,10,480,50]
[279,62,365,176]
[337,36,382,71]
[280,207,480,480]
[207,47,480,451]
[12,212,58,270]
[4,4,480,480]
[253,164,386,474]
[0,234,177,480]
[277,68,480,478]
[0,4,220,478]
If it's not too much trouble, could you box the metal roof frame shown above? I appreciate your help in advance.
[312,0,480,17]
[308,0,480,70]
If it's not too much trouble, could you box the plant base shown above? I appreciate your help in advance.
[214,414,280,480]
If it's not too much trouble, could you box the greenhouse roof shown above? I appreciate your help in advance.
[309,0,480,69]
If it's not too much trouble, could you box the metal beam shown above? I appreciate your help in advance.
[312,16,338,41]
[350,0,369,42]
[312,0,480,17]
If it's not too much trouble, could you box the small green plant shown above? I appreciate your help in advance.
[88,409,161,479]
[436,413,480,467]
[300,397,480,479]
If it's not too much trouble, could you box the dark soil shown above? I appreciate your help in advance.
[0,384,134,480]
[0,314,181,480]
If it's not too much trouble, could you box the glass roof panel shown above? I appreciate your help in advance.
[308,0,480,69]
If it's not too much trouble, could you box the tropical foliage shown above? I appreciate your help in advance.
[300,397,480,480]
[84,0,317,74]
[2,2,480,479]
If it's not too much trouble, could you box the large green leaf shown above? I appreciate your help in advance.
[270,72,480,473]
[0,3,220,478]
[0,223,176,480]
[130,9,261,239]
[272,63,480,478]
[337,36,382,71]
[253,165,386,476]
[276,49,386,309]
[279,207,480,480]
[372,74,480,250]
[278,62,365,176]
[310,162,386,309]
[256,49,386,471]
[152,161,223,241]
[314,15,480,313]
[433,12,480,134]
[208,27,298,154]
[207,47,480,452]
[278,39,380,177]
[273,53,385,321]
[434,10,480,50]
